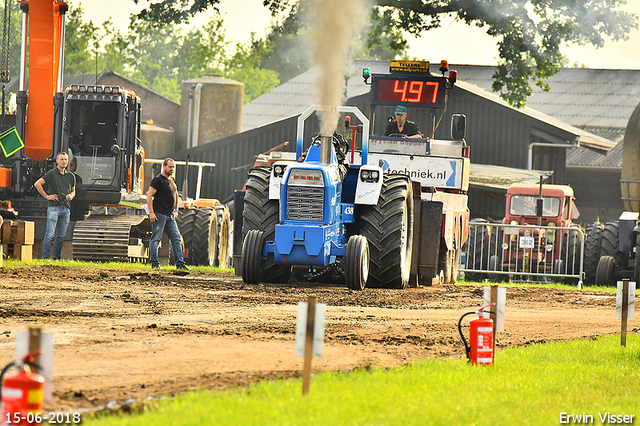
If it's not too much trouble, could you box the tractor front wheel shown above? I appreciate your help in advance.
[241,230,265,284]
[595,255,617,287]
[345,235,369,290]
[242,166,291,283]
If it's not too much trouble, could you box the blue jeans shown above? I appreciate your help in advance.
[149,213,186,268]
[42,205,71,260]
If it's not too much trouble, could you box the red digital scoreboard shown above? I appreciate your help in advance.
[372,75,447,108]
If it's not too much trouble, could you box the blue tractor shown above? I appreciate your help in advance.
[240,105,415,290]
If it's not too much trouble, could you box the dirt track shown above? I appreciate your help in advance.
[0,265,637,411]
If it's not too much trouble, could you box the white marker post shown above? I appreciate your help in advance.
[484,286,506,361]
[16,328,54,404]
[616,279,636,347]
[295,295,326,396]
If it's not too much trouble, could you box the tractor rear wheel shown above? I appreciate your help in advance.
[345,235,369,290]
[595,255,617,287]
[464,219,490,282]
[241,230,265,284]
[192,207,218,266]
[600,221,628,269]
[242,166,291,283]
[358,174,413,289]
[583,222,603,285]
[176,208,197,265]
[214,204,231,268]
[562,229,582,284]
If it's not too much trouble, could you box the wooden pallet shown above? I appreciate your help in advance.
[1,220,35,245]
[2,243,33,261]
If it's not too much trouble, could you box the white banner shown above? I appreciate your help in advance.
[369,152,463,189]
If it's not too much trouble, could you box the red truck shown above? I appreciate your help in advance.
[466,182,583,284]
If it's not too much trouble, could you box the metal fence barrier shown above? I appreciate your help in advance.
[461,222,584,288]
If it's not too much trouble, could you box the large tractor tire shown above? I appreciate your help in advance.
[242,166,291,283]
[583,222,604,285]
[600,221,628,269]
[359,174,413,289]
[192,207,218,266]
[488,226,504,282]
[595,255,618,287]
[241,230,265,284]
[214,204,231,268]
[464,219,490,282]
[345,235,369,290]
[561,229,583,284]
[176,208,197,265]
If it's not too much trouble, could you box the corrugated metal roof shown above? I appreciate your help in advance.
[450,65,640,128]
[243,60,623,153]
[567,139,624,169]
[470,164,554,190]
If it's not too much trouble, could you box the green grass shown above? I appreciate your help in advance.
[459,278,639,294]
[85,335,640,426]
[1,258,234,274]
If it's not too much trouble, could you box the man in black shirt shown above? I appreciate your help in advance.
[385,105,423,139]
[146,158,189,271]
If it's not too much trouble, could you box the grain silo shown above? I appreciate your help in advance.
[178,75,244,151]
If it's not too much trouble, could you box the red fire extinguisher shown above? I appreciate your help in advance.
[458,304,495,366]
[0,351,45,426]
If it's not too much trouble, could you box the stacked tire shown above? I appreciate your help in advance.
[177,203,231,267]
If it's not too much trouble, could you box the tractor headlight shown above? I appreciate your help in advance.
[547,222,556,243]
[360,169,380,183]
[274,165,286,178]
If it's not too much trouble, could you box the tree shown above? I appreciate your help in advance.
[99,13,279,103]
[0,3,97,78]
[226,36,280,103]
[135,0,638,107]
[64,5,99,75]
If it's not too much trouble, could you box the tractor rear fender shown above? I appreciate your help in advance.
[354,165,383,205]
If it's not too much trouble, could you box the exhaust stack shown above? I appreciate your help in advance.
[320,134,332,165]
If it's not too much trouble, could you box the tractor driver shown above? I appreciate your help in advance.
[385,105,424,139]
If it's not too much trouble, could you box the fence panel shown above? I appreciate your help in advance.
[461,222,584,287]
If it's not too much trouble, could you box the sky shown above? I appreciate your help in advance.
[80,0,640,70]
